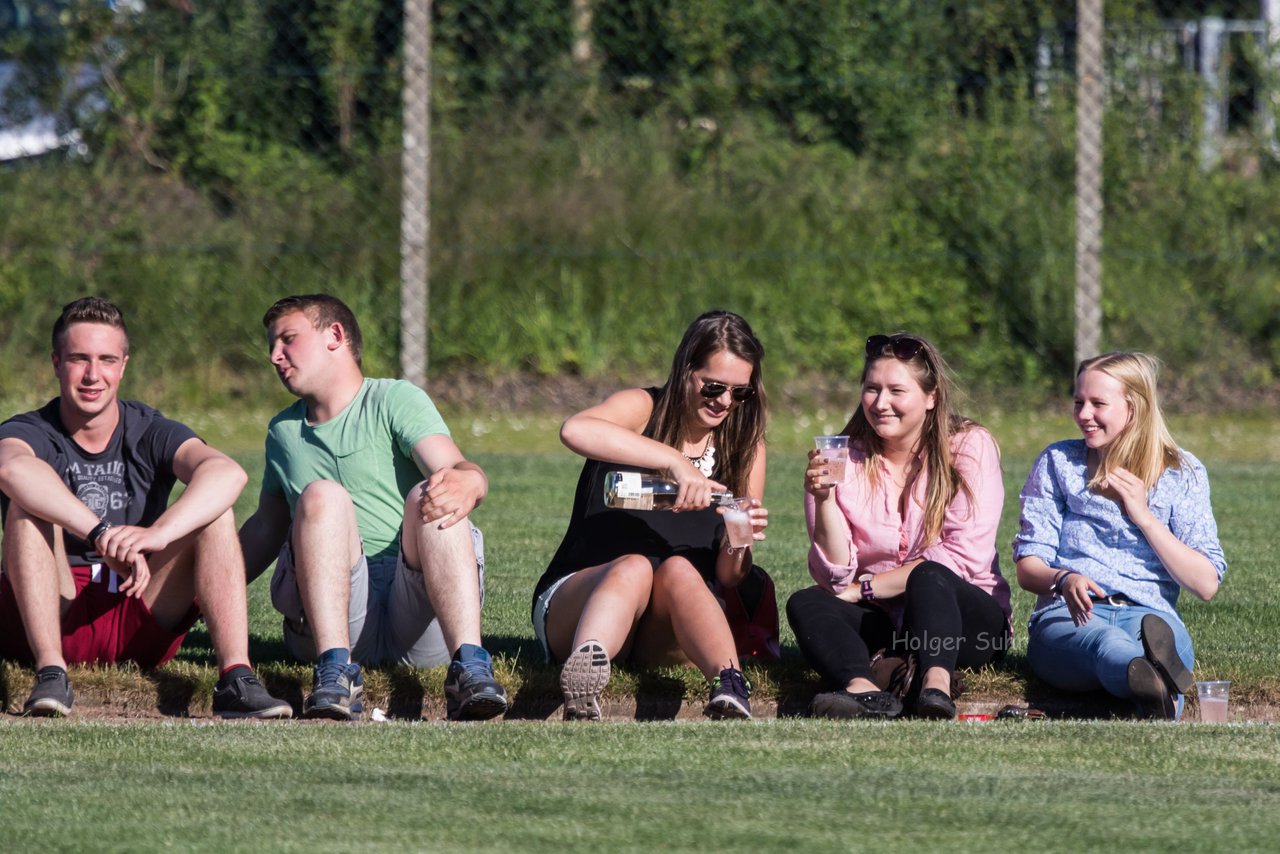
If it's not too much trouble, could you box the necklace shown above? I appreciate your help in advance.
[685,439,717,478]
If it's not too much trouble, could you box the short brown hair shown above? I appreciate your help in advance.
[52,296,129,355]
[262,294,363,367]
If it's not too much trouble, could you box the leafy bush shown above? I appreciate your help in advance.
[1,0,1278,411]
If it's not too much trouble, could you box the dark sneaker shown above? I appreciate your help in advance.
[560,640,611,721]
[811,689,903,720]
[704,667,752,720]
[1127,657,1175,720]
[444,644,509,721]
[915,687,958,720]
[23,666,73,717]
[303,659,364,721]
[212,667,293,719]
[1141,614,1194,695]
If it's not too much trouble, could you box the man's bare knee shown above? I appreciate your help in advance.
[2,504,58,558]
[296,480,355,521]
[191,508,238,546]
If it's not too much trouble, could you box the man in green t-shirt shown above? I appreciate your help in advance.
[239,294,508,721]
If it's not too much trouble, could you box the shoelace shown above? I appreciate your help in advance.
[717,669,750,698]
[315,659,349,687]
[455,657,493,681]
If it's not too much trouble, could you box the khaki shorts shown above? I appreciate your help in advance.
[271,522,485,667]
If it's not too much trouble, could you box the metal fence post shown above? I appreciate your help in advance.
[1198,17,1226,170]
[400,0,431,386]
[573,0,594,65]
[1075,0,1104,366]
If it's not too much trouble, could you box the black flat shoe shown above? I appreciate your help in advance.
[810,690,903,720]
[1141,614,1194,695]
[1127,656,1175,720]
[915,687,957,720]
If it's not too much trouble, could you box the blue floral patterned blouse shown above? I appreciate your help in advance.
[1013,439,1226,625]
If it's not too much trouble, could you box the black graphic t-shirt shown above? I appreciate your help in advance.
[0,399,200,565]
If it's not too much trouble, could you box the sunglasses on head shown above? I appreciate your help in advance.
[698,379,756,402]
[866,334,924,361]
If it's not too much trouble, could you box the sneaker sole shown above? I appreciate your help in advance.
[215,703,295,720]
[23,699,72,718]
[448,692,510,722]
[1141,614,1194,695]
[560,640,611,721]
[704,696,752,720]
[303,688,363,721]
[302,702,358,721]
[1128,657,1175,720]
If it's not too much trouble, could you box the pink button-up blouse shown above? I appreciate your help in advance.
[804,426,1012,625]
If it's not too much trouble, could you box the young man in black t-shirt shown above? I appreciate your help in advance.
[0,297,290,718]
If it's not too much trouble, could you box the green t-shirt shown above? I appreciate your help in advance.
[262,378,450,560]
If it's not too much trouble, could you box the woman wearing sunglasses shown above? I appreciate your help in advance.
[1014,352,1225,719]
[532,310,769,720]
[787,333,1011,719]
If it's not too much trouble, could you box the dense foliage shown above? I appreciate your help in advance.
[1,0,1277,407]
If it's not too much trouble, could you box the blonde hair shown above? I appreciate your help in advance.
[841,334,979,547]
[1076,351,1182,490]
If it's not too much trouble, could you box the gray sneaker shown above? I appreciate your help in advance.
[303,659,363,721]
[24,666,73,717]
[444,644,509,721]
[212,668,293,719]
[704,667,752,720]
[559,640,611,721]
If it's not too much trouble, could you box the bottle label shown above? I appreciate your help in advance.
[613,471,645,499]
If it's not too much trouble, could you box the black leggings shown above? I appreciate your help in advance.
[786,561,1008,689]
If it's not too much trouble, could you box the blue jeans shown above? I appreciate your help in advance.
[1027,602,1194,717]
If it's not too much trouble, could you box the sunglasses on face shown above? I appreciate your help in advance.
[698,379,756,402]
[866,334,925,361]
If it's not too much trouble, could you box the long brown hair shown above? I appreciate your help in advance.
[647,310,766,497]
[841,333,979,546]
[1076,351,1182,490]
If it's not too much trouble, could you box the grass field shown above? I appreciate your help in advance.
[2,719,1279,851]
[1,407,1277,851]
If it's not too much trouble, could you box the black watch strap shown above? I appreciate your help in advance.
[87,519,112,545]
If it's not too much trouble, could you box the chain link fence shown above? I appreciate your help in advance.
[2,0,1278,408]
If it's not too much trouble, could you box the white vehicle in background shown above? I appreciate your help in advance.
[0,0,105,162]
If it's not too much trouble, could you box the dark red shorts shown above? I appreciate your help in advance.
[0,564,198,669]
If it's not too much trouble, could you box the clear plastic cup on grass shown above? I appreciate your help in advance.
[1196,680,1230,723]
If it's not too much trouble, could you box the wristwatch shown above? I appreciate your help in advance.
[87,519,112,545]
[860,577,875,603]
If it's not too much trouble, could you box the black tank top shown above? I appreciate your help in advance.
[532,389,724,604]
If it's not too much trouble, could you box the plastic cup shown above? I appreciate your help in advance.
[1196,680,1230,723]
[721,497,754,549]
[814,435,849,487]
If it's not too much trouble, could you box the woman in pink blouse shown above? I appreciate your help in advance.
[786,334,1011,719]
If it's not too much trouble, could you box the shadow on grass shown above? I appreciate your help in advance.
[386,667,427,720]
[150,670,198,717]
[633,670,685,720]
